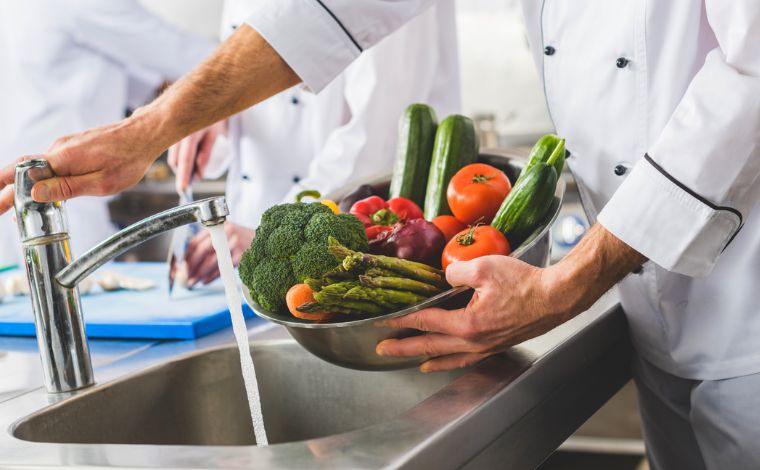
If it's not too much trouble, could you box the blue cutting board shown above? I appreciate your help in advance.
[0,262,257,340]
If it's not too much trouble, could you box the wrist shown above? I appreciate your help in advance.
[539,261,588,321]
[126,103,178,161]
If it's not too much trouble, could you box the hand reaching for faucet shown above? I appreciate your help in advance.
[0,115,166,214]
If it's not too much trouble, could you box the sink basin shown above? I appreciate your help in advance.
[13,340,463,446]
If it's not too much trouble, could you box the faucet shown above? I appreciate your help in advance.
[14,159,228,393]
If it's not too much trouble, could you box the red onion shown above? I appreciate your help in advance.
[370,219,445,266]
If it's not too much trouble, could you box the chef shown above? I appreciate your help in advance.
[0,1,758,468]
[0,0,215,264]
[167,0,459,286]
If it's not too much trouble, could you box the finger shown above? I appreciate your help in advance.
[174,136,198,193]
[0,186,14,214]
[167,144,179,171]
[191,255,221,287]
[0,156,33,187]
[186,234,214,279]
[419,352,492,373]
[445,256,511,288]
[376,333,478,358]
[31,172,107,202]
[198,259,221,286]
[378,307,468,336]
[195,131,217,180]
[444,259,485,288]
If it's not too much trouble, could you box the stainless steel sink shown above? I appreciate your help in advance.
[0,295,632,469]
[13,340,463,446]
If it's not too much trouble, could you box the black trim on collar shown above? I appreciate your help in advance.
[315,0,363,53]
[644,154,743,226]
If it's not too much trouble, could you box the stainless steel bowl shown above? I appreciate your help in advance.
[243,150,566,370]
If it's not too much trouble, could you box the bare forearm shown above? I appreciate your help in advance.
[544,224,646,319]
[134,25,300,156]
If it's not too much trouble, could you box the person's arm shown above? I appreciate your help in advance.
[377,224,646,372]
[0,25,298,211]
[597,1,760,277]
[0,0,435,211]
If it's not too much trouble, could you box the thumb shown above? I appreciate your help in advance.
[31,173,105,202]
[445,258,489,289]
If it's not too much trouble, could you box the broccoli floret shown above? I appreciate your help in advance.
[259,204,292,230]
[280,203,331,231]
[239,202,369,313]
[265,226,304,258]
[337,213,369,251]
[238,247,257,288]
[291,241,340,282]
[304,212,369,251]
[249,258,296,312]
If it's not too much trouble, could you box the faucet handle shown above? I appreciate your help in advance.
[14,159,68,242]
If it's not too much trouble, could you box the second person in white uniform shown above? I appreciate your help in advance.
[0,0,215,265]
[169,0,460,286]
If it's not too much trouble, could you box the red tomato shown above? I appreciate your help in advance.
[447,163,511,225]
[432,215,467,243]
[441,226,511,271]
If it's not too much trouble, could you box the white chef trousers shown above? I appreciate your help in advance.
[633,354,760,470]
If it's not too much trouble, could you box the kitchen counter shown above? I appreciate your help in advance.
[0,291,631,469]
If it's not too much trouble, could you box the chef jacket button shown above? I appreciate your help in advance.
[544,46,556,56]
[614,164,628,176]
[242,174,250,181]
[293,175,301,183]
[291,96,300,105]
[231,24,238,30]
[616,57,630,69]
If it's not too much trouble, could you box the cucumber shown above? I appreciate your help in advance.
[389,104,438,207]
[423,115,479,219]
[491,162,558,243]
[516,134,566,186]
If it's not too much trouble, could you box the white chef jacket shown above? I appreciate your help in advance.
[245,1,760,380]
[0,0,215,264]
[220,0,459,228]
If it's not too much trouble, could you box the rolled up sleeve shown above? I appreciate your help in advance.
[245,0,434,92]
[598,1,760,277]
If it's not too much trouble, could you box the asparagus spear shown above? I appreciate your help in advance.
[328,236,445,276]
[297,302,370,316]
[344,286,426,308]
[342,253,448,289]
[308,294,386,315]
[364,267,399,278]
[359,275,443,296]
[314,281,359,302]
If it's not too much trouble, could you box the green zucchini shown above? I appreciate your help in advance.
[516,134,566,186]
[389,104,439,207]
[491,162,558,243]
[423,115,479,219]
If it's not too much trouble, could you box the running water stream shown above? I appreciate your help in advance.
[208,224,268,445]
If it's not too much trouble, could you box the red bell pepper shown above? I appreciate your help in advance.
[349,196,389,227]
[365,224,393,241]
[349,196,424,240]
[387,197,424,221]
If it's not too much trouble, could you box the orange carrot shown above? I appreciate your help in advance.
[286,284,334,322]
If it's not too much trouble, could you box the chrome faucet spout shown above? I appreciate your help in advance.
[13,158,228,393]
[56,197,228,289]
